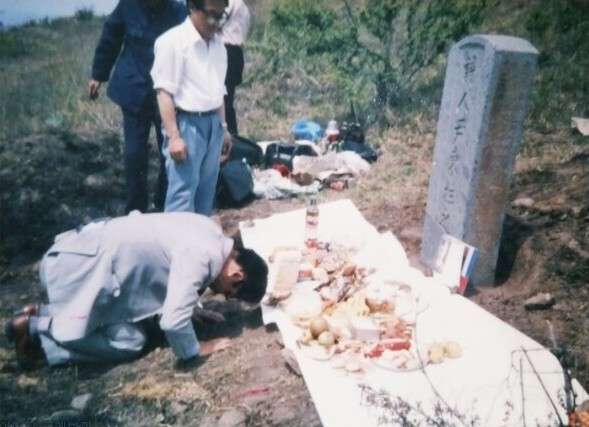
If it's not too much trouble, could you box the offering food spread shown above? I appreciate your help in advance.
[240,199,589,426]
[263,241,462,374]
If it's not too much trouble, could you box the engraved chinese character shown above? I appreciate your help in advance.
[442,185,456,205]
[463,50,477,80]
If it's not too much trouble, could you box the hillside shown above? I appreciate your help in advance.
[0,2,588,425]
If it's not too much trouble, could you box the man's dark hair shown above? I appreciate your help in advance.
[186,0,228,11]
[234,247,268,304]
[186,0,203,9]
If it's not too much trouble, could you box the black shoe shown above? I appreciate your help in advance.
[5,315,44,369]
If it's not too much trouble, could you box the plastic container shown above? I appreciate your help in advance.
[292,120,324,142]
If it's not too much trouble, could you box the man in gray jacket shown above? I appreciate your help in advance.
[5,211,268,369]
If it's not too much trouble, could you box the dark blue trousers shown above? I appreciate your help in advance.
[224,44,245,136]
[122,95,167,213]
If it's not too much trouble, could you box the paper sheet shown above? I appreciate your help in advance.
[240,199,588,426]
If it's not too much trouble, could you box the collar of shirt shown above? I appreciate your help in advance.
[170,17,217,49]
[179,16,204,45]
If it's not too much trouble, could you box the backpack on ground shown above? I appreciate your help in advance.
[215,159,255,208]
[228,134,264,167]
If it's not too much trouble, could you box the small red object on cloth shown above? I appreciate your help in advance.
[364,339,411,359]
[272,163,291,177]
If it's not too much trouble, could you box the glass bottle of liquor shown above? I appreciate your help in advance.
[304,193,319,249]
[325,120,341,152]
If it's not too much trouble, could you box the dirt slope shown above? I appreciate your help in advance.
[0,129,587,425]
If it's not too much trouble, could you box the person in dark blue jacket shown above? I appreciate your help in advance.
[88,0,186,213]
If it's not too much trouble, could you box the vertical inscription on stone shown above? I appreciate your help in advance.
[421,36,538,285]
[432,44,483,238]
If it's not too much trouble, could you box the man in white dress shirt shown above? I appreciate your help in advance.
[221,0,251,136]
[151,0,232,215]
[5,212,268,369]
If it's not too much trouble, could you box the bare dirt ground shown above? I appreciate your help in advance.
[0,128,587,426]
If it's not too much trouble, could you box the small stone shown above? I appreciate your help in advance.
[399,226,422,242]
[216,408,247,427]
[512,197,535,208]
[71,393,92,411]
[269,406,299,425]
[567,239,589,259]
[524,293,555,310]
[167,401,187,418]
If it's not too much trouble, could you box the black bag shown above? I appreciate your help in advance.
[216,159,255,208]
[340,140,379,163]
[228,135,263,167]
[264,142,317,170]
[340,122,365,143]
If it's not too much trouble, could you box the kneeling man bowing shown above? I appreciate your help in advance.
[6,211,268,369]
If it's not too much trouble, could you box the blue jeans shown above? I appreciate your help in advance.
[162,112,223,215]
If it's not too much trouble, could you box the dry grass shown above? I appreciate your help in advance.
[0,18,119,140]
[120,376,211,404]
[516,129,588,173]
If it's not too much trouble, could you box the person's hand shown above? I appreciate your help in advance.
[199,337,231,356]
[169,135,187,162]
[192,306,226,323]
[220,131,232,164]
[88,79,101,100]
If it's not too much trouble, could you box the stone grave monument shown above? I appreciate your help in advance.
[420,35,539,285]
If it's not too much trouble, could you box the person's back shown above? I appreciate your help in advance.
[222,0,250,48]
[221,0,251,136]
[91,0,186,112]
[103,211,228,267]
[91,212,232,325]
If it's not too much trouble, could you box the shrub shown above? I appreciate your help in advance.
[75,7,95,22]
[0,32,30,60]
[260,0,485,126]
[525,0,589,128]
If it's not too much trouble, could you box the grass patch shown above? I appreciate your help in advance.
[0,1,586,202]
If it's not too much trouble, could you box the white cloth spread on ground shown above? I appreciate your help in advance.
[240,199,588,427]
[292,150,371,178]
[252,168,319,199]
[252,141,371,199]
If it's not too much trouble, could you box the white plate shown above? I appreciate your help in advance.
[396,296,431,323]
[371,354,426,372]
[369,312,397,320]
[364,342,427,372]
[299,344,336,361]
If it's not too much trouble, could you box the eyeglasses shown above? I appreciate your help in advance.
[197,8,228,25]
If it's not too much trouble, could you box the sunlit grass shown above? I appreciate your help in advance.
[1,1,586,218]
[0,18,117,140]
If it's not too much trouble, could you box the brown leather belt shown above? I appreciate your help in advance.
[175,108,217,116]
